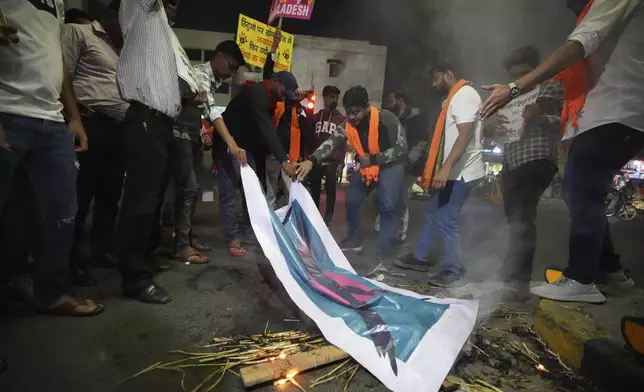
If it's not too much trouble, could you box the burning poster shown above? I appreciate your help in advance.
[240,167,478,392]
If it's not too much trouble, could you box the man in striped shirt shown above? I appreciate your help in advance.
[114,0,196,305]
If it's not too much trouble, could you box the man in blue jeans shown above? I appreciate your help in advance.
[481,0,643,303]
[296,86,408,262]
[394,64,485,288]
[0,0,103,316]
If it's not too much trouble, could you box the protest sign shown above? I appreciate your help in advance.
[236,14,294,71]
[492,85,541,144]
[269,0,316,25]
[240,166,478,392]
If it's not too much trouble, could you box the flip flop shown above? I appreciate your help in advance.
[621,316,644,357]
[175,247,210,264]
[46,295,105,317]
[228,245,247,257]
[191,238,212,252]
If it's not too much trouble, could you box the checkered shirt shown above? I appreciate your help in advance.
[504,79,564,171]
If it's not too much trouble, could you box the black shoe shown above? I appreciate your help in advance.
[339,238,363,252]
[393,253,429,272]
[125,284,172,304]
[71,268,98,287]
[323,216,332,226]
[154,262,173,273]
[500,281,532,303]
[428,270,467,288]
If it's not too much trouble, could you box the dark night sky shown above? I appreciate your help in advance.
[175,0,381,43]
[91,0,574,106]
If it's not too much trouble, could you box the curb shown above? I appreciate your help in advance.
[534,299,644,390]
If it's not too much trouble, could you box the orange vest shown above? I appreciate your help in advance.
[274,102,301,163]
[345,106,380,185]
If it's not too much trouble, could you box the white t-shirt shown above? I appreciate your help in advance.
[0,0,65,122]
[443,85,485,182]
[563,0,644,140]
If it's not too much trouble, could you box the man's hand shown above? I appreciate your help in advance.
[68,119,88,152]
[188,91,207,107]
[271,28,282,52]
[295,160,313,181]
[431,165,450,191]
[359,154,371,167]
[522,103,541,122]
[282,161,296,177]
[229,143,247,166]
[0,25,19,46]
[480,84,511,120]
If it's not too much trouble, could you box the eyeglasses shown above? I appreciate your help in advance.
[225,58,240,74]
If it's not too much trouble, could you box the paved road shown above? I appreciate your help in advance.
[1,188,641,392]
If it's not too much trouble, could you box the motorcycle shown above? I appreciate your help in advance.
[605,187,638,220]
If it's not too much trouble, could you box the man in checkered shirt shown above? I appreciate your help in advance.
[487,46,564,296]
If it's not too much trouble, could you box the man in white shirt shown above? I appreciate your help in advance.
[481,0,644,303]
[0,0,102,316]
[394,63,485,288]
[115,0,199,304]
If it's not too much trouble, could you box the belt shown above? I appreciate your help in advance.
[125,102,174,122]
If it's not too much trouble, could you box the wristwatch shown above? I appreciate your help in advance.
[509,82,521,99]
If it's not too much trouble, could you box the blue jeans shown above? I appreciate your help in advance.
[214,148,261,242]
[413,179,473,274]
[346,163,404,254]
[0,113,77,305]
[563,123,644,284]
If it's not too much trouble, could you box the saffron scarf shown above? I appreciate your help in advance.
[420,79,469,189]
[345,106,380,185]
[554,0,594,135]
[274,102,301,163]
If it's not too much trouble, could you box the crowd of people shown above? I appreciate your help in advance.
[0,0,643,365]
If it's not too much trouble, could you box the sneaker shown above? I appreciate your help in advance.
[530,276,606,304]
[339,238,363,252]
[393,253,429,272]
[427,270,467,288]
[597,269,635,290]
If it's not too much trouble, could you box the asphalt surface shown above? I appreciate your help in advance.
[1,187,642,392]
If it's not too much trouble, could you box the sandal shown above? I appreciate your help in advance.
[228,244,247,257]
[46,295,104,317]
[175,247,210,264]
[191,238,212,252]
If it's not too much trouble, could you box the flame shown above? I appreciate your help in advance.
[274,369,299,387]
[536,364,549,372]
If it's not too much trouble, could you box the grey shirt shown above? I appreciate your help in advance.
[61,21,130,121]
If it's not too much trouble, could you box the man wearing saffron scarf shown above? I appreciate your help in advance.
[393,64,484,288]
[296,86,408,262]
[481,0,644,303]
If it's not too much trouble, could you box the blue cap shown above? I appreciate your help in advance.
[272,71,298,101]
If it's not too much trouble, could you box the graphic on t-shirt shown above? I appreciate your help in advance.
[26,0,59,18]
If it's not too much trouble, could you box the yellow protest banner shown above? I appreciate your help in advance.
[236,14,294,72]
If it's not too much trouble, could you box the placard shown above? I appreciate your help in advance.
[269,0,316,25]
[492,86,541,144]
[236,14,294,71]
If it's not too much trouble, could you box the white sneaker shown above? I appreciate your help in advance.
[530,276,606,304]
[598,269,635,290]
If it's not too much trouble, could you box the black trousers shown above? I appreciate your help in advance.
[71,113,126,268]
[115,106,175,292]
[562,123,644,283]
[309,163,339,221]
[501,159,558,283]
